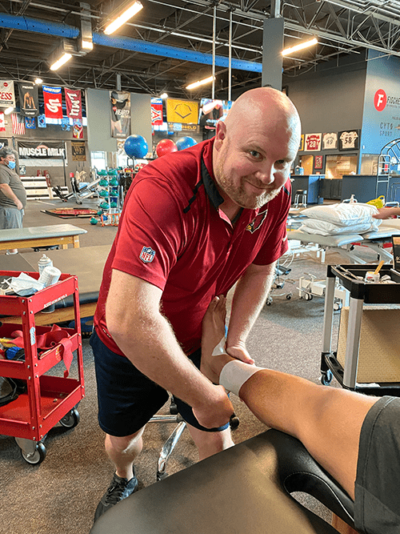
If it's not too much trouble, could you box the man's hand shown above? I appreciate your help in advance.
[226,342,255,365]
[15,199,23,210]
[192,384,234,429]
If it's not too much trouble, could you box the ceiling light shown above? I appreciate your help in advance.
[160,92,168,99]
[50,53,72,71]
[81,39,93,50]
[282,38,318,56]
[34,77,43,85]
[4,106,14,115]
[104,1,143,36]
[186,75,215,90]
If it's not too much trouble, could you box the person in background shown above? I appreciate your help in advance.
[200,295,399,534]
[91,87,301,522]
[0,147,26,255]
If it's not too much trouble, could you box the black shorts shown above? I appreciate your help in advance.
[354,396,400,534]
[90,329,229,437]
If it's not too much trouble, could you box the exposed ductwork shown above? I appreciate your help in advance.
[0,13,262,73]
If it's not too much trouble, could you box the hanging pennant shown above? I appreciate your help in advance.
[0,112,5,132]
[38,114,46,128]
[25,117,36,129]
[64,88,82,119]
[0,80,15,107]
[43,86,63,119]
[18,82,39,117]
[151,98,163,125]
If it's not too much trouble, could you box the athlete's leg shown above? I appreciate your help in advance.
[201,297,378,500]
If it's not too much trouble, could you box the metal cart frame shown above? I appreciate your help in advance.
[321,264,400,396]
[0,271,85,464]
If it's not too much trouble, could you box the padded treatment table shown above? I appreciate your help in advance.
[0,224,87,251]
[288,226,399,264]
[0,245,110,326]
[91,430,355,534]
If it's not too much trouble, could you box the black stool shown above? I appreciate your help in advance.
[293,189,307,208]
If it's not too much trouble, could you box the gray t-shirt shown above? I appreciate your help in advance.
[0,164,27,208]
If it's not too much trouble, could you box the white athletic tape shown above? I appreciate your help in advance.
[219,360,262,397]
[212,337,226,357]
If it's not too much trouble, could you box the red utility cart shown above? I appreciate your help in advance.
[0,271,85,464]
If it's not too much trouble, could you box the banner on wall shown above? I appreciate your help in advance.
[110,90,131,138]
[18,141,66,159]
[38,114,46,128]
[0,112,5,132]
[73,119,83,139]
[25,117,36,129]
[339,130,360,150]
[167,123,200,133]
[322,133,337,150]
[0,80,15,107]
[71,140,86,161]
[151,98,163,125]
[304,133,322,151]
[18,82,39,117]
[11,113,25,135]
[43,86,63,119]
[65,88,82,119]
[166,99,199,124]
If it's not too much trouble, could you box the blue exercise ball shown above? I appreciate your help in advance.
[124,135,148,159]
[176,136,197,151]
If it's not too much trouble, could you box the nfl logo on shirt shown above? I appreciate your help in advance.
[140,246,156,263]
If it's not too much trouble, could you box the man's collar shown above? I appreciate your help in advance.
[201,157,225,210]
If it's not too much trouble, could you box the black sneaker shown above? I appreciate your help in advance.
[94,470,138,523]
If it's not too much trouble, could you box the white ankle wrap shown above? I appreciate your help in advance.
[212,337,226,357]
[219,360,262,397]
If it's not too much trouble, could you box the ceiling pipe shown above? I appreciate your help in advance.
[0,13,262,73]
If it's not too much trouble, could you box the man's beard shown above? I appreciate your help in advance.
[215,160,281,209]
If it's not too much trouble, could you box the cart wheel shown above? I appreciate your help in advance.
[304,293,313,301]
[60,408,80,429]
[266,296,273,306]
[333,302,342,311]
[21,442,46,465]
[320,370,333,386]
[286,293,292,300]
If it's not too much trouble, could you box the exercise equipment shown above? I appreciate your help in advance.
[156,139,177,157]
[176,136,197,151]
[124,135,148,159]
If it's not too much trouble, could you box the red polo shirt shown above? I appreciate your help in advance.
[94,138,291,356]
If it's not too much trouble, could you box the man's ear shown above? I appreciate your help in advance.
[214,121,226,150]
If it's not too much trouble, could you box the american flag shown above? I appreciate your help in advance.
[11,113,25,135]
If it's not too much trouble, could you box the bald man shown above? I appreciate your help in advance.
[91,87,301,522]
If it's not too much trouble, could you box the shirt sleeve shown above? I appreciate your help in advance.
[252,182,291,265]
[111,178,185,291]
[0,167,10,185]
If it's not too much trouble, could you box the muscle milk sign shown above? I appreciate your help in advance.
[18,141,66,159]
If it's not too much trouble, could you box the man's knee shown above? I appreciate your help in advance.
[106,427,145,454]
[188,425,234,459]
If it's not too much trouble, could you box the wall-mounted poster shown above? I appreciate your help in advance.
[339,130,360,150]
[151,98,163,125]
[110,90,131,138]
[71,140,86,161]
[18,82,39,117]
[322,133,338,150]
[0,80,15,107]
[314,155,324,170]
[166,99,199,124]
[305,133,322,151]
[299,134,304,151]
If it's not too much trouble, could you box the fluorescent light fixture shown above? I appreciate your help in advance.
[282,37,318,56]
[186,75,215,90]
[81,39,93,50]
[104,1,143,35]
[50,53,72,71]
[4,106,14,115]
[34,77,43,85]
[160,92,168,99]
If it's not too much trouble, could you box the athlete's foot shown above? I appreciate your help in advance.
[200,296,231,384]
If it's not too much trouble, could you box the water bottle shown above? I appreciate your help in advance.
[38,254,53,275]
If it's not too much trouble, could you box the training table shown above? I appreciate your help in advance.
[0,245,110,326]
[0,224,87,251]
[90,429,355,534]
